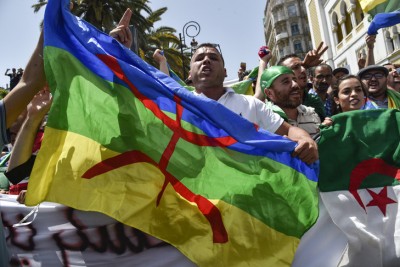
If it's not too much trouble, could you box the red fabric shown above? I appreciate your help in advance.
[32,130,44,153]
[9,182,28,195]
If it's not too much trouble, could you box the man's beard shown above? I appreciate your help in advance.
[278,98,301,109]
[316,83,329,93]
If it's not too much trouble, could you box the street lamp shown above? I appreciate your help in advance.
[179,21,201,79]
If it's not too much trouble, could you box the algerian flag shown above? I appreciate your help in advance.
[318,109,400,266]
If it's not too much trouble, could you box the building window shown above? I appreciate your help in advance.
[291,23,300,35]
[385,30,395,54]
[294,40,303,53]
[287,4,297,17]
[332,12,343,43]
[279,48,284,58]
[393,26,400,50]
[339,2,352,35]
[353,0,364,24]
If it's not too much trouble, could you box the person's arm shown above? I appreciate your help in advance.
[3,32,45,128]
[7,89,52,172]
[357,52,366,70]
[275,121,319,164]
[109,9,133,49]
[4,69,9,76]
[365,34,376,66]
[254,46,272,101]
[302,42,329,69]
[153,49,169,75]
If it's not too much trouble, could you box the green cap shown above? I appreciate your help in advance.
[260,66,294,90]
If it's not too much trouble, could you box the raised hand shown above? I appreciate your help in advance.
[109,9,133,48]
[258,46,272,63]
[365,34,376,49]
[358,52,366,69]
[153,49,167,64]
[302,42,329,68]
[27,87,52,122]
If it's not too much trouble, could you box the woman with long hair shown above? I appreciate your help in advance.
[330,74,377,115]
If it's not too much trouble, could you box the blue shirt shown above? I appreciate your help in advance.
[369,96,388,109]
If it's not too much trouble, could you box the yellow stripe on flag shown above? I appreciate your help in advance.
[27,128,300,266]
[359,0,388,12]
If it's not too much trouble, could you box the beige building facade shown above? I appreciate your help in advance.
[305,0,400,73]
[264,0,400,71]
[264,0,313,65]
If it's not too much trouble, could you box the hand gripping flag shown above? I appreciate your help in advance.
[26,0,319,266]
[318,109,400,266]
[358,0,400,35]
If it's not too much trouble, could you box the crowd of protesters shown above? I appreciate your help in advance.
[239,34,400,137]
[152,33,400,142]
[1,11,399,196]
[1,9,400,213]
[0,6,400,266]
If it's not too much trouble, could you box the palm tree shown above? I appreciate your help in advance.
[142,26,190,79]
[32,0,191,79]
[140,7,190,80]
[33,0,152,33]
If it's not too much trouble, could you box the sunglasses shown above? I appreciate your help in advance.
[361,73,385,80]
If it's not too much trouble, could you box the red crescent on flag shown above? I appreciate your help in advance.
[349,158,400,211]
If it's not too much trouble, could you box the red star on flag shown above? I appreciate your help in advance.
[366,187,397,216]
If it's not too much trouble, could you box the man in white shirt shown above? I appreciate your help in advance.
[110,12,318,164]
[188,43,318,164]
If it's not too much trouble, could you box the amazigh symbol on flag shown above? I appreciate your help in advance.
[82,54,231,244]
[349,158,399,215]
[27,0,319,265]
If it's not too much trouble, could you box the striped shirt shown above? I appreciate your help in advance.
[287,105,321,137]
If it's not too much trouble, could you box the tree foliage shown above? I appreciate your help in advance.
[32,0,190,79]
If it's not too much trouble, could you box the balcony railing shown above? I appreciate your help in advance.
[274,14,287,23]
[276,32,289,42]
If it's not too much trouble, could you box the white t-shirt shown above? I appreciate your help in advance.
[193,88,284,133]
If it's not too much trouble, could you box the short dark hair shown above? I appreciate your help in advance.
[277,54,300,66]
[309,64,333,77]
[193,43,225,66]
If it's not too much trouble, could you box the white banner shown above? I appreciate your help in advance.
[1,193,352,267]
[0,194,195,267]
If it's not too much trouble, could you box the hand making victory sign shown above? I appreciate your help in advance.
[302,42,329,69]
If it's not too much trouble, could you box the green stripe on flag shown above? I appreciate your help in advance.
[169,142,318,238]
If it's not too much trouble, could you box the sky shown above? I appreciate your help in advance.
[0,0,266,88]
